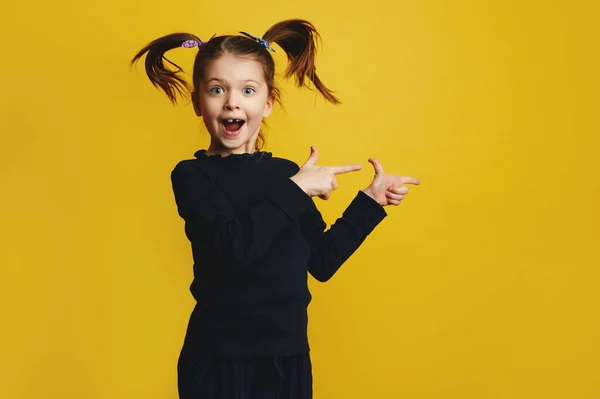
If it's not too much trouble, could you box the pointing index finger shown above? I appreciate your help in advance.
[399,176,420,185]
[328,164,363,175]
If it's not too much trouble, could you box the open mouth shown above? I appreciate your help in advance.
[221,119,246,135]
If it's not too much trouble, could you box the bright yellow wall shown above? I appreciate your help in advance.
[1,0,598,398]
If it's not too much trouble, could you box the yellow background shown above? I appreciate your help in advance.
[1,0,599,398]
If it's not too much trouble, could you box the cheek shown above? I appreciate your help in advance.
[245,103,266,121]
[248,96,270,117]
[200,99,220,118]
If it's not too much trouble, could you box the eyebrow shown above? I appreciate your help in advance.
[206,78,261,85]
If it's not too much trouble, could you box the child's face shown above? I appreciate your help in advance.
[195,54,274,154]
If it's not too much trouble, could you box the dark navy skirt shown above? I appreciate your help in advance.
[177,351,313,399]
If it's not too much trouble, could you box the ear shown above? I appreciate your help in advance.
[263,95,274,118]
[191,91,202,117]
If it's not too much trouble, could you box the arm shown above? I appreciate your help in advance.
[171,162,312,272]
[300,190,387,282]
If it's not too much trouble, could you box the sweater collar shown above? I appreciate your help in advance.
[194,149,273,161]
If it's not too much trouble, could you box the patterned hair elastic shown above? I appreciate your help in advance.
[239,31,275,52]
[181,34,216,49]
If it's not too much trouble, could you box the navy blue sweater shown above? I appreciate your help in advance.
[171,150,387,357]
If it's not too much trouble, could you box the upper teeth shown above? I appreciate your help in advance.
[226,119,241,122]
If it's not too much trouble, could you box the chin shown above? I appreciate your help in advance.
[225,128,259,143]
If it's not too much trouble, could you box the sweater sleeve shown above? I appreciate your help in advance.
[300,190,387,282]
[171,162,312,272]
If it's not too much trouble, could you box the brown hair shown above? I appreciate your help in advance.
[131,19,340,150]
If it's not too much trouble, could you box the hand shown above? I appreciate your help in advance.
[291,146,362,200]
[362,158,420,206]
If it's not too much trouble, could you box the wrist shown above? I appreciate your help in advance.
[290,176,309,195]
[362,188,376,200]
[361,188,383,206]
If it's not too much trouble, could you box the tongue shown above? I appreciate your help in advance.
[224,121,243,131]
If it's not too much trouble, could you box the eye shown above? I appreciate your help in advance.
[243,87,255,95]
[210,87,224,94]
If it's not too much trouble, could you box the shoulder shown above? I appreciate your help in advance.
[171,158,195,175]
[270,156,301,175]
[171,158,211,182]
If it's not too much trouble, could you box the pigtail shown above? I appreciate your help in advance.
[131,33,200,103]
[262,20,341,104]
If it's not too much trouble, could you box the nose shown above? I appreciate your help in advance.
[224,92,240,110]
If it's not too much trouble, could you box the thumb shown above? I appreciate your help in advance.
[304,146,319,167]
[368,158,385,175]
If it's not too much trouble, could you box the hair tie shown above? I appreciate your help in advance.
[181,34,216,49]
[239,31,275,52]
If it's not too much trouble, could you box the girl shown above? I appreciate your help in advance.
[132,19,419,399]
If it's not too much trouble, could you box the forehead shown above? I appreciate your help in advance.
[203,53,266,83]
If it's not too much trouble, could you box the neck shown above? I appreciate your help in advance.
[205,142,257,157]
[206,131,259,157]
